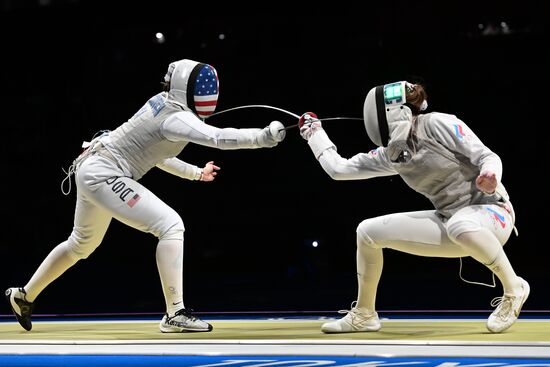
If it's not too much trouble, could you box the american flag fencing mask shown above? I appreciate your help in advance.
[190,64,219,119]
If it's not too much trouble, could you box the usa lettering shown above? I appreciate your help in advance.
[105,176,135,202]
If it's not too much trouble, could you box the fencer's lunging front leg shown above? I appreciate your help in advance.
[156,239,185,316]
[355,235,383,312]
[320,231,383,333]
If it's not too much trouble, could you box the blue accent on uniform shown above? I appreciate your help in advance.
[1,355,550,367]
[147,94,166,117]
[453,124,465,140]
[486,207,506,222]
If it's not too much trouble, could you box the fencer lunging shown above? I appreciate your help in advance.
[299,81,528,334]
[5,59,286,333]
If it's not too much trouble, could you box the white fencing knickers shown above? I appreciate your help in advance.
[353,203,516,311]
[69,154,184,259]
[356,204,515,258]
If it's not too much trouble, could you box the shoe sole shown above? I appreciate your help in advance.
[517,278,530,316]
[321,323,381,333]
[160,325,213,333]
[5,288,20,317]
[322,327,381,334]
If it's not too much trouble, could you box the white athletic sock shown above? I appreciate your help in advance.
[455,229,520,293]
[24,241,79,302]
[355,238,383,311]
[156,239,185,316]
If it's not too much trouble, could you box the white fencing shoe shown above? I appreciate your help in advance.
[159,308,213,333]
[321,303,381,333]
[487,277,530,333]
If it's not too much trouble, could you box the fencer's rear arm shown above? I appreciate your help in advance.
[429,116,503,181]
[156,157,202,180]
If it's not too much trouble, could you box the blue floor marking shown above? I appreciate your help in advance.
[1,355,550,367]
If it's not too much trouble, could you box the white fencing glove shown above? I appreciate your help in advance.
[257,120,286,147]
[298,112,322,140]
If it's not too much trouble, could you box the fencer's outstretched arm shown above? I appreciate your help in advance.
[308,130,397,180]
[161,111,284,149]
[299,113,396,180]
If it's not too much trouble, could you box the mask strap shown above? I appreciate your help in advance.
[375,86,389,147]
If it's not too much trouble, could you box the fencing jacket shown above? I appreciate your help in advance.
[98,92,269,181]
[308,112,508,219]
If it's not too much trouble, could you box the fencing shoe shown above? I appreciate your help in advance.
[487,277,530,333]
[5,287,34,331]
[159,308,213,333]
[321,303,381,333]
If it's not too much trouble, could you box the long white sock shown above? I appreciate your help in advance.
[455,229,520,294]
[24,241,79,302]
[156,239,184,316]
[355,238,383,312]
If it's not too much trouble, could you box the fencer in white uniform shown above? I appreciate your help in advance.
[299,81,528,334]
[6,59,286,333]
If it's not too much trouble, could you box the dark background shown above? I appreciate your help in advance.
[1,0,548,316]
